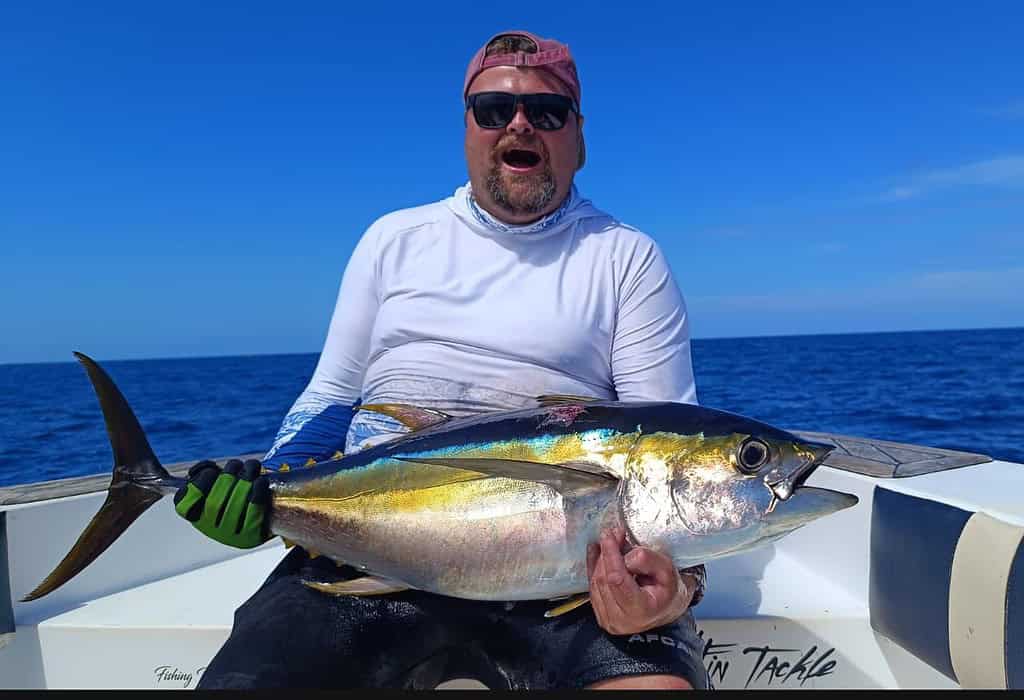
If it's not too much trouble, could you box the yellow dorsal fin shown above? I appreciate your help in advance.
[356,403,452,431]
[535,394,602,407]
[544,594,591,618]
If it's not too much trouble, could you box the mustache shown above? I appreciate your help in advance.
[492,136,549,161]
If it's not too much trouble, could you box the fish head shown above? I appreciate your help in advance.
[619,409,857,560]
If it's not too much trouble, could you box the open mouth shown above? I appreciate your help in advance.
[501,148,543,170]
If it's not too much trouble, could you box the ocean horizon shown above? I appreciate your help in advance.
[1,325,1021,488]
[4,324,1021,368]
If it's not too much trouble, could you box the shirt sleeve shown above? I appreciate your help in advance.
[610,235,697,405]
[261,226,381,469]
[610,234,706,606]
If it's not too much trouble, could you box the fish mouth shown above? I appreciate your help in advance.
[762,485,859,531]
[765,439,835,505]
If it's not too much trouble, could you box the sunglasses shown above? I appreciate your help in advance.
[465,91,579,131]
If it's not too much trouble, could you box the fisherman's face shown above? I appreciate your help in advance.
[464,66,583,224]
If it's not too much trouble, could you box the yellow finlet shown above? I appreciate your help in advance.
[279,463,291,472]
[332,450,344,460]
[281,537,296,549]
[544,595,591,618]
[305,457,317,467]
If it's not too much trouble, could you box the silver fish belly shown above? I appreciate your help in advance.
[270,460,620,600]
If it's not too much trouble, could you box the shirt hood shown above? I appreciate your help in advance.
[445,181,607,240]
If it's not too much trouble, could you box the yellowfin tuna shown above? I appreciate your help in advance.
[24,353,857,608]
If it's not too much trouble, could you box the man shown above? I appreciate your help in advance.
[174,30,709,690]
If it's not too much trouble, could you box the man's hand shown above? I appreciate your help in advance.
[586,527,696,635]
[173,459,271,549]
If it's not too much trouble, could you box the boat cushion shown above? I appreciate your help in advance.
[870,486,1024,689]
[1007,541,1024,688]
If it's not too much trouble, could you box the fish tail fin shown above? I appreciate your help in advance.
[21,352,173,602]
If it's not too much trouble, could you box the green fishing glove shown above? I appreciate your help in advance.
[173,458,271,549]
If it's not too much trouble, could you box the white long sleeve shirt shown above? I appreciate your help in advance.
[265,183,697,460]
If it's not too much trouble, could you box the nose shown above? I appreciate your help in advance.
[506,104,534,135]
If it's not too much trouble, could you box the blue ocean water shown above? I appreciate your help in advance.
[1,327,1021,488]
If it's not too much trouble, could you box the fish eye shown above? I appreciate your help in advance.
[736,438,770,474]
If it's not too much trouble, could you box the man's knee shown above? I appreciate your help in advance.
[586,674,693,690]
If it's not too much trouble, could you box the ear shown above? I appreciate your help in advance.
[576,115,586,171]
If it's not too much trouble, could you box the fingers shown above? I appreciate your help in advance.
[600,529,641,608]
[588,552,612,629]
[173,457,271,549]
[624,547,677,587]
[586,528,695,635]
[196,472,234,531]
[172,483,204,521]
[624,547,682,615]
[587,528,644,634]
[190,462,221,493]
[187,459,219,479]
[173,461,220,522]
[220,475,255,535]
[241,497,268,544]
[587,540,612,627]
[226,461,268,537]
[249,473,271,508]
[627,550,691,625]
[599,529,626,586]
[210,459,269,535]
[587,542,599,580]
[241,459,262,481]
[222,459,243,478]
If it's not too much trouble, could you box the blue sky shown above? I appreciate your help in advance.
[1,1,1021,364]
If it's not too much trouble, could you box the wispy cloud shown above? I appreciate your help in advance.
[881,155,1024,201]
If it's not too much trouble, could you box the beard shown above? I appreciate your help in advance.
[484,145,557,217]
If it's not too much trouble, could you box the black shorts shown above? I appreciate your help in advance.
[198,548,710,689]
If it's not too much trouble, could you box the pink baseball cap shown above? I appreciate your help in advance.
[463,30,582,108]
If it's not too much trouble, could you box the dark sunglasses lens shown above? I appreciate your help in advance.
[523,95,572,130]
[472,93,516,128]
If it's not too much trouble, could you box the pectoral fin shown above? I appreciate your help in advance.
[544,595,591,618]
[301,575,411,597]
[397,457,616,492]
[356,403,452,431]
